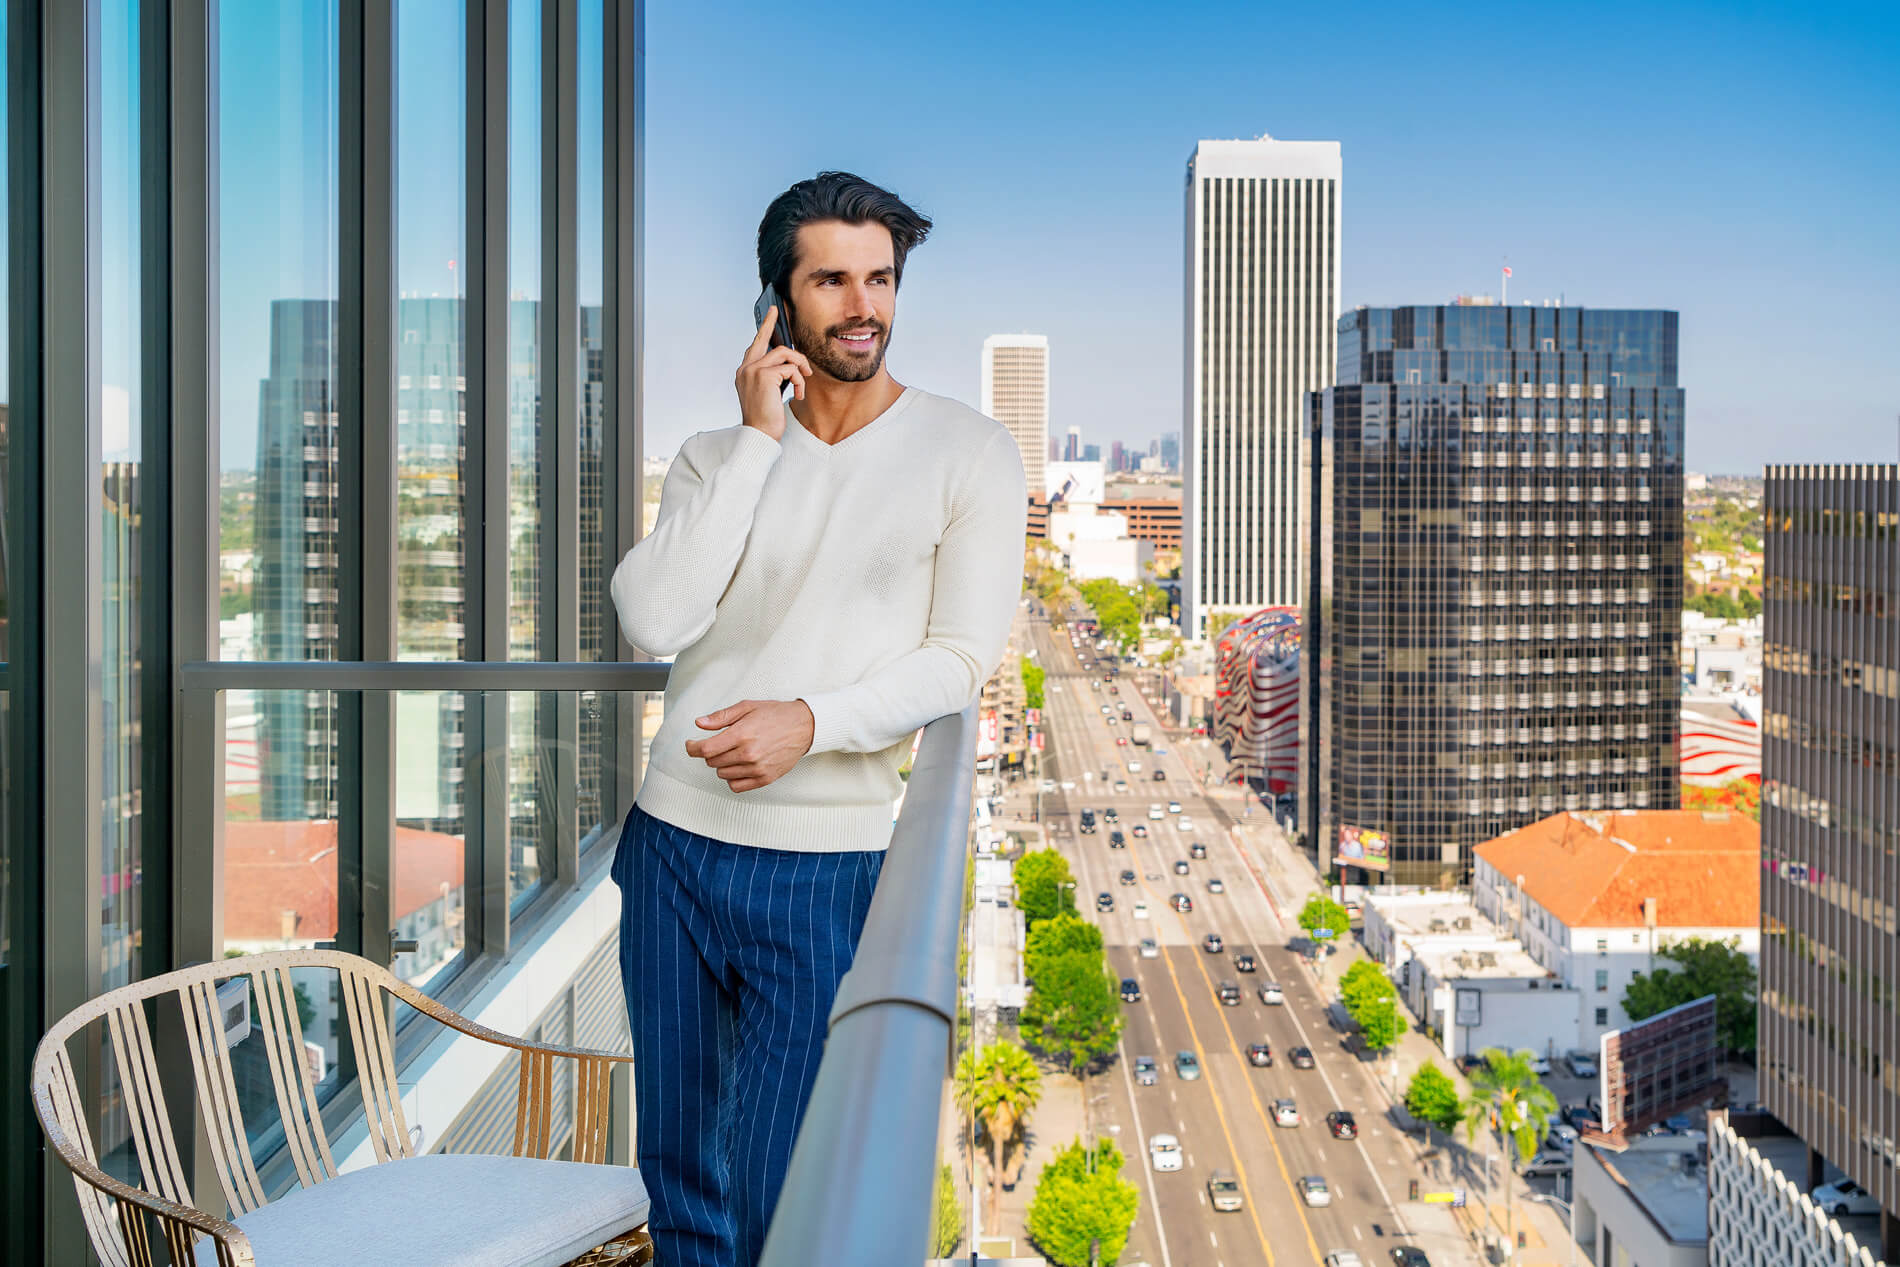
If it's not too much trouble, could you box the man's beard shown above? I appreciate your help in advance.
[793,315,890,383]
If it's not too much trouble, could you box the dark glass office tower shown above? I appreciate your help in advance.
[1304,304,1685,886]
[1759,465,1900,1244]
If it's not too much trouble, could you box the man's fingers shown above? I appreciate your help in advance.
[748,305,777,356]
[696,700,752,729]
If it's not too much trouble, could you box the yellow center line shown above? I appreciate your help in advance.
[1128,830,1327,1267]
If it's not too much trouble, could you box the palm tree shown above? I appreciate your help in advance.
[954,1041,1044,1235]
[1461,1048,1559,1256]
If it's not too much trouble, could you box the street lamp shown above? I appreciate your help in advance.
[1525,1192,1576,1267]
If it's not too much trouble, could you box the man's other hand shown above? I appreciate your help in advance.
[685,699,816,793]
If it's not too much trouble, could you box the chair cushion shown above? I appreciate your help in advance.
[193,1153,649,1267]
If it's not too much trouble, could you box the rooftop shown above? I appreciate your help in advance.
[1412,941,1547,981]
[1590,1134,1710,1245]
[1363,890,1505,941]
[225,820,464,942]
[1474,810,1760,930]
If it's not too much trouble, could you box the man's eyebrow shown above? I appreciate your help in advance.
[803,266,896,281]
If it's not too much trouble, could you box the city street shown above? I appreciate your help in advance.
[1015,607,1452,1267]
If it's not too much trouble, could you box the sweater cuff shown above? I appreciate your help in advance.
[799,691,856,755]
[727,421,784,472]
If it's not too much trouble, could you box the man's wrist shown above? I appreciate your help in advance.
[795,698,816,754]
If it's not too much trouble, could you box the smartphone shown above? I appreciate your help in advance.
[753,283,795,350]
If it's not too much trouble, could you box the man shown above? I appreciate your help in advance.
[609,171,1026,1266]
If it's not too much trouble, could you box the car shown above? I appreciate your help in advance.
[1109,685,1119,695]
[1247,1042,1273,1067]
[1207,877,1226,893]
[1388,1250,1432,1267]
[1173,859,1191,875]
[1273,1098,1300,1127]
[1119,869,1136,886]
[1174,1051,1201,1081]
[1115,736,1127,746]
[1105,715,1118,726]
[1078,810,1096,835]
[1120,977,1141,1002]
[1133,901,1150,920]
[1138,937,1159,958]
[1177,815,1194,830]
[1099,704,1112,714]
[1456,1053,1488,1076]
[1206,1169,1244,1212]
[1148,1132,1182,1172]
[1259,982,1285,1005]
[1113,780,1128,793]
[1298,1175,1330,1207]
[1565,1050,1598,1078]
[1189,841,1207,859]
[1546,1124,1580,1153]
[1168,801,1182,813]
[1148,804,1165,820]
[1128,761,1142,774]
[1562,1104,1599,1132]
[1663,1113,1695,1134]
[1103,807,1119,823]
[1202,933,1224,953]
[1133,1055,1158,1086]
[1131,824,1148,838]
[1289,1046,1316,1069]
[1326,1255,1366,1267]
[1527,1055,1552,1075]
[1096,892,1115,912]
[1172,893,1194,913]
[1153,769,1167,780]
[1233,952,1256,973]
[1122,710,1134,721]
[1344,900,1362,920]
[1108,830,1126,848]
[1217,980,1241,1005]
[1327,1110,1358,1139]
[1515,1151,1572,1179]
[1812,1178,1881,1217]
[1039,778,1056,793]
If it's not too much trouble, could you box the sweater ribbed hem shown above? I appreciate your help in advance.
[634,763,897,853]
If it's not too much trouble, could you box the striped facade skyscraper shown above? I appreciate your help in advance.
[981,333,1049,500]
[1181,136,1342,641]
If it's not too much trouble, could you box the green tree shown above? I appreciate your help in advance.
[1356,997,1406,1053]
[1025,1138,1140,1267]
[931,1161,963,1257]
[1297,893,1351,941]
[1022,658,1047,711]
[1623,936,1758,1054]
[1024,912,1105,984]
[1014,848,1077,930]
[1404,1061,1462,1147]
[1462,1048,1560,1255]
[1022,951,1123,1080]
[954,1041,1044,1236]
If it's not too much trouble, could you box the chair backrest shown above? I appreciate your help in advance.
[31,949,420,1263]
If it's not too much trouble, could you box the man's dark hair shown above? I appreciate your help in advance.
[756,171,933,297]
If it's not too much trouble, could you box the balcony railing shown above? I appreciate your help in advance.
[180,659,974,1263]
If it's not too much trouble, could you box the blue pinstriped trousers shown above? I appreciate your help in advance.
[612,802,885,1267]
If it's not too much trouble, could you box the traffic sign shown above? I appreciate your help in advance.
[1312,926,1336,939]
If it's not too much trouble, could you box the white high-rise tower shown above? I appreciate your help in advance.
[1182,136,1342,641]
[981,333,1049,499]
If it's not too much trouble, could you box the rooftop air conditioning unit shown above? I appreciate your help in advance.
[1454,916,1473,931]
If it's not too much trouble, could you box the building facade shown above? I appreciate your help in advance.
[981,333,1049,500]
[1760,465,1900,1249]
[1181,136,1341,640]
[1305,304,1686,885]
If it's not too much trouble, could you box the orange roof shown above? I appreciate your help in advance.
[1473,810,1759,929]
[224,820,466,943]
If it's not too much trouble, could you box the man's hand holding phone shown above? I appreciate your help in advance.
[735,305,813,442]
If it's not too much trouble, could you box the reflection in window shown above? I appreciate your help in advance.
[394,691,467,987]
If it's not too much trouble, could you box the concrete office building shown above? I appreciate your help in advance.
[981,334,1049,499]
[1305,304,1686,884]
[1181,136,1342,641]
[1760,465,1900,1253]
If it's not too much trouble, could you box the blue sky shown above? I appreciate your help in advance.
[202,0,1899,475]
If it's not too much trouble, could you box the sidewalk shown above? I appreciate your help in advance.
[1168,714,1580,1267]
[939,1061,1092,1260]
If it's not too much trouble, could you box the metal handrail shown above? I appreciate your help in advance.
[759,702,976,1266]
[180,659,672,691]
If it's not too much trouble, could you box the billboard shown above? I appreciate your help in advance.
[1598,994,1720,1139]
[1335,824,1391,873]
[1454,988,1483,1028]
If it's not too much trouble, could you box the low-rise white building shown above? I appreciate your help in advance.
[1573,1133,1710,1267]
[1472,810,1761,1053]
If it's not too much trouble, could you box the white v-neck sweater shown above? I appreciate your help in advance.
[611,385,1027,853]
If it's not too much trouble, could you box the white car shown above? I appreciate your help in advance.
[1298,1175,1331,1207]
[1322,1254,1364,1267]
[1812,1178,1881,1217]
[1168,801,1182,814]
[1177,816,1195,832]
[1039,779,1056,794]
[1528,1056,1552,1075]
[1138,937,1159,958]
[1258,982,1284,1005]
[1273,1098,1300,1127]
[1133,901,1150,920]
[1149,804,1165,820]
[1148,1133,1182,1172]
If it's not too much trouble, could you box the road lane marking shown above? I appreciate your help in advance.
[1112,1034,1175,1267]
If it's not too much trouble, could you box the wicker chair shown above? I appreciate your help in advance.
[31,948,652,1267]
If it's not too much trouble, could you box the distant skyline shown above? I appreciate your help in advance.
[202,0,1898,475]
